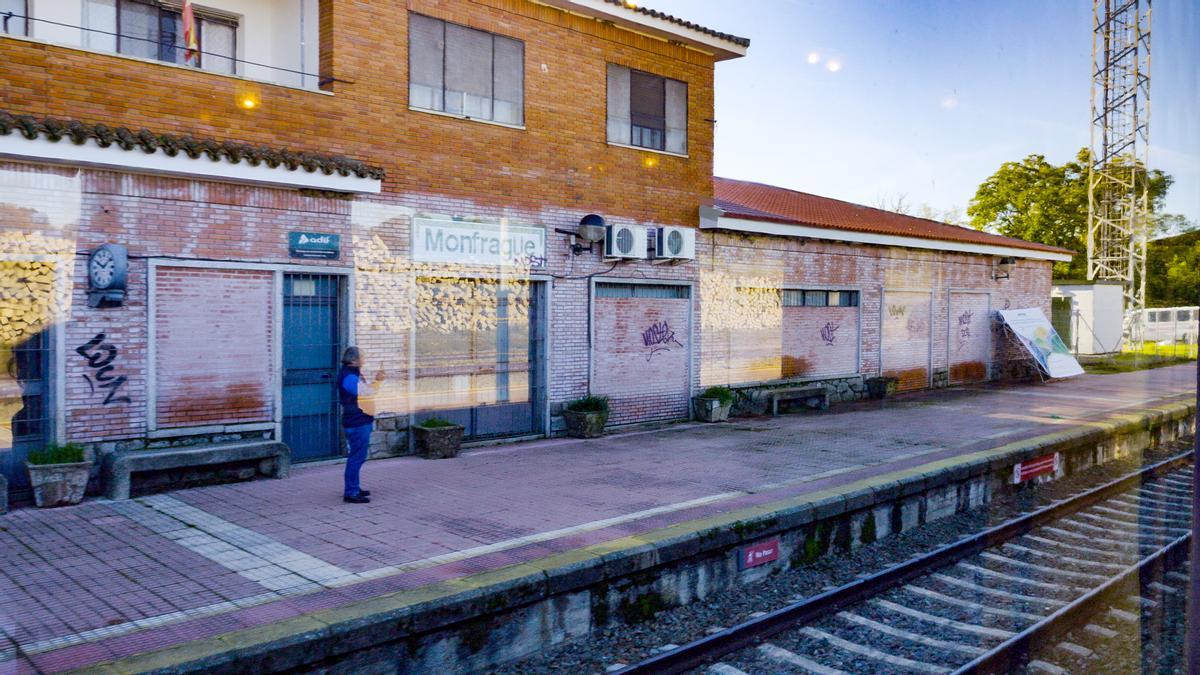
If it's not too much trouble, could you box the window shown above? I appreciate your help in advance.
[595,284,690,299]
[0,0,26,36]
[83,0,237,74]
[408,13,524,126]
[1177,310,1191,322]
[1158,310,1172,322]
[607,64,687,154]
[781,290,859,307]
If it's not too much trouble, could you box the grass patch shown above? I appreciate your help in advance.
[565,395,609,413]
[698,385,735,406]
[1083,352,1194,374]
[418,417,458,428]
[26,443,86,465]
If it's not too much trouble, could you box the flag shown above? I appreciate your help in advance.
[182,0,199,65]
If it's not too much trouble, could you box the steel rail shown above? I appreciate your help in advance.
[616,449,1195,675]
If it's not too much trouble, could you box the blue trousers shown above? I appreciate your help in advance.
[343,423,372,497]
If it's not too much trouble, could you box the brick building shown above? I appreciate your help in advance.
[0,0,1068,504]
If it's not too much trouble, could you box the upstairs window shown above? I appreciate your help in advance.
[83,0,237,75]
[408,13,524,126]
[0,0,27,36]
[607,64,687,154]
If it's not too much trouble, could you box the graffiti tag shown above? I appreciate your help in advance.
[642,320,683,361]
[956,310,973,351]
[820,321,839,345]
[887,304,907,318]
[76,332,131,406]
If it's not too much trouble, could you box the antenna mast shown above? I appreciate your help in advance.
[1086,0,1152,347]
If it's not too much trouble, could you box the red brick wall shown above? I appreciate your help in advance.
[154,266,274,428]
[0,0,715,228]
[592,293,691,425]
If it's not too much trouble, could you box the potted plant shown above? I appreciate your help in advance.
[562,395,609,438]
[693,385,735,422]
[25,443,90,508]
[412,417,465,459]
[865,376,900,400]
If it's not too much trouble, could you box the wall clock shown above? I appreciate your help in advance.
[87,243,128,308]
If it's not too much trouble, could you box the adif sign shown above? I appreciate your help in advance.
[412,217,546,268]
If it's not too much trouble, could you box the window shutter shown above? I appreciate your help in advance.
[606,64,631,144]
[408,14,445,112]
[83,0,118,51]
[119,0,159,60]
[665,78,687,154]
[444,23,493,119]
[202,20,236,74]
[493,35,524,125]
[629,69,665,132]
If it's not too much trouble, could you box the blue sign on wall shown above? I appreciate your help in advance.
[289,232,340,260]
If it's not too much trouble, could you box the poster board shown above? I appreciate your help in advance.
[998,308,1085,378]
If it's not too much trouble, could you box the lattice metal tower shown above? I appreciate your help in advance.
[1087,0,1152,346]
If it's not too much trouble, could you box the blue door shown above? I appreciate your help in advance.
[1,327,50,501]
[282,274,343,462]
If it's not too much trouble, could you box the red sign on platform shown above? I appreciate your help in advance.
[1012,452,1061,484]
[740,538,780,569]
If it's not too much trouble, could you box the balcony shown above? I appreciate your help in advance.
[1,0,322,91]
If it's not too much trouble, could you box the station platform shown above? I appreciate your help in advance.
[1,364,1195,673]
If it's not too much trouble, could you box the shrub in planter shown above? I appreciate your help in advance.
[412,417,464,459]
[26,443,90,508]
[693,385,735,422]
[865,376,900,400]
[562,395,609,438]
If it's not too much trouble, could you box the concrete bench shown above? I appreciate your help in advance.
[768,386,829,416]
[103,441,290,500]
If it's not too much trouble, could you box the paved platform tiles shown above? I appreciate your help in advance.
[0,364,1194,673]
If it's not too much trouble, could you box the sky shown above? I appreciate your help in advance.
[647,0,1200,226]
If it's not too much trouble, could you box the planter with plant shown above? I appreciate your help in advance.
[865,376,900,400]
[25,443,90,508]
[412,417,465,459]
[693,385,735,422]
[562,395,609,438]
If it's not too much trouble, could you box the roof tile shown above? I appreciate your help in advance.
[713,177,1071,256]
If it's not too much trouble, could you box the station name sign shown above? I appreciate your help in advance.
[412,217,546,269]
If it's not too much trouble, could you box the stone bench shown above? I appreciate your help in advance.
[767,386,829,416]
[103,441,290,500]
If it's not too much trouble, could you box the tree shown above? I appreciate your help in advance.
[967,148,1172,278]
[1146,227,1200,307]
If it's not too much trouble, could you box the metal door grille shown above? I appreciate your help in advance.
[282,273,344,462]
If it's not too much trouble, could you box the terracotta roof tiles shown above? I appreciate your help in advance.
[713,177,1072,256]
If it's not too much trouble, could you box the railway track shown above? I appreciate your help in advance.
[616,450,1195,675]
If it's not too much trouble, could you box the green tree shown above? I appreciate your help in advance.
[967,148,1172,278]
[1147,228,1200,307]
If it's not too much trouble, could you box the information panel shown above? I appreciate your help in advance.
[999,308,1084,378]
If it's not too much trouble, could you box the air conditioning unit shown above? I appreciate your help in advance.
[604,223,647,260]
[652,226,696,262]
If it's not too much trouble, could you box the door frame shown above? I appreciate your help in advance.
[146,258,353,441]
[879,287,934,388]
[946,288,992,384]
[407,273,553,446]
[2,253,68,499]
[588,276,696,419]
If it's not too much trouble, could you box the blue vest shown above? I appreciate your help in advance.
[338,366,373,429]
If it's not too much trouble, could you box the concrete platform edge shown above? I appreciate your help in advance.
[69,399,1197,674]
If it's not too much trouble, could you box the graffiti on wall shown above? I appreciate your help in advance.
[906,314,928,337]
[76,333,131,406]
[887,304,907,318]
[956,310,974,352]
[642,320,684,361]
[820,322,839,345]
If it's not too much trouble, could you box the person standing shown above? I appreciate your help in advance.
[338,347,384,503]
